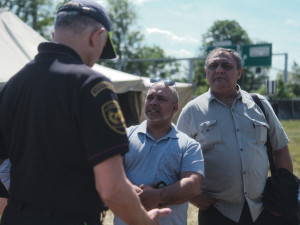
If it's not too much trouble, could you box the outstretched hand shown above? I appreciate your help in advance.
[147,207,172,225]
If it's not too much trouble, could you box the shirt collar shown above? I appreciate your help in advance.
[136,120,179,140]
[208,84,243,104]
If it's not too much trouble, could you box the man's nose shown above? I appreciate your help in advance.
[216,64,223,73]
[149,97,158,105]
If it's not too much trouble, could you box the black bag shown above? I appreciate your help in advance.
[251,94,300,224]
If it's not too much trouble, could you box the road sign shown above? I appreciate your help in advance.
[242,43,272,67]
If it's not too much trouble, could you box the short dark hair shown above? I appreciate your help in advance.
[205,47,242,69]
[54,11,102,34]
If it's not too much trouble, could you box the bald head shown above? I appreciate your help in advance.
[145,81,179,123]
[148,81,179,104]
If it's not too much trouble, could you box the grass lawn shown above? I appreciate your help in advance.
[281,120,300,177]
[103,120,300,225]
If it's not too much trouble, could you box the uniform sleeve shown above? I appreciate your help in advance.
[80,78,129,166]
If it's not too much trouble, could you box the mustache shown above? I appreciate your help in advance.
[146,105,160,111]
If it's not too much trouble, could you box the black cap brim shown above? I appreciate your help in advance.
[100,32,116,59]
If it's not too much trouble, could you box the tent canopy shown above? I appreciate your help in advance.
[0,8,47,83]
[0,9,193,125]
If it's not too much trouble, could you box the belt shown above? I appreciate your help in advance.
[8,198,101,224]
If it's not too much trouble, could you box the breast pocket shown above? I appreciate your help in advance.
[196,120,221,150]
[252,119,269,145]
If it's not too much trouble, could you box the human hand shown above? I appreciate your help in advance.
[139,184,161,210]
[0,197,8,215]
[190,193,219,210]
[147,207,172,225]
[132,184,142,194]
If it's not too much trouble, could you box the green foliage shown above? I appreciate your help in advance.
[238,68,268,92]
[106,0,139,61]
[130,46,180,78]
[274,61,300,99]
[202,20,251,48]
[288,61,300,97]
[275,74,295,99]
[101,0,179,78]
[194,78,209,96]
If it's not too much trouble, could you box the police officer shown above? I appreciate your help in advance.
[0,0,170,224]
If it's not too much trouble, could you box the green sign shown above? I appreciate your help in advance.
[242,43,272,67]
[206,45,238,54]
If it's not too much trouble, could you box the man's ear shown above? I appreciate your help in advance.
[237,69,243,80]
[173,104,179,113]
[90,28,105,47]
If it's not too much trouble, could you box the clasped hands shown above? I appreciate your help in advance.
[133,182,166,211]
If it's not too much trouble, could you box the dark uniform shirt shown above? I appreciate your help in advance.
[0,42,129,218]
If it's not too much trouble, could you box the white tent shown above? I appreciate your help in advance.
[0,8,47,86]
[92,65,194,123]
[0,9,193,125]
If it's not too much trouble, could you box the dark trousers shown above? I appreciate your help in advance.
[0,203,102,225]
[198,202,285,225]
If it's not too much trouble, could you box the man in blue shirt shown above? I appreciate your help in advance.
[114,80,204,225]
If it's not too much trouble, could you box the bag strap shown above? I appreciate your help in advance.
[250,94,275,175]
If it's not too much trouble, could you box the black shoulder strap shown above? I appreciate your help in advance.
[250,94,275,174]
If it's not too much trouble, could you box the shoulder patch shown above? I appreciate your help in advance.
[102,100,126,135]
[90,81,115,97]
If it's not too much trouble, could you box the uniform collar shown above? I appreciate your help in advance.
[37,42,83,63]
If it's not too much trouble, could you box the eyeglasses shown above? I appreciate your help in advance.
[150,77,175,86]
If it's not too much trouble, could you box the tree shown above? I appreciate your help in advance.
[101,0,179,78]
[287,61,300,97]
[275,74,295,99]
[194,20,268,95]
[274,61,300,99]
[0,0,56,39]
[123,46,180,78]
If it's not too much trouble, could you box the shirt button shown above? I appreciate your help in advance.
[243,171,246,174]
[236,129,239,132]
[240,148,243,151]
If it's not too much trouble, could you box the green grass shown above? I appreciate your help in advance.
[280,120,300,177]
[103,120,300,225]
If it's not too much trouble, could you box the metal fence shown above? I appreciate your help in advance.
[270,99,300,120]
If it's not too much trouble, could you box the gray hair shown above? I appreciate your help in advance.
[54,11,104,34]
[205,47,242,69]
[149,81,179,104]
[170,86,179,104]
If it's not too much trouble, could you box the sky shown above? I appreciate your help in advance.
[99,0,300,80]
